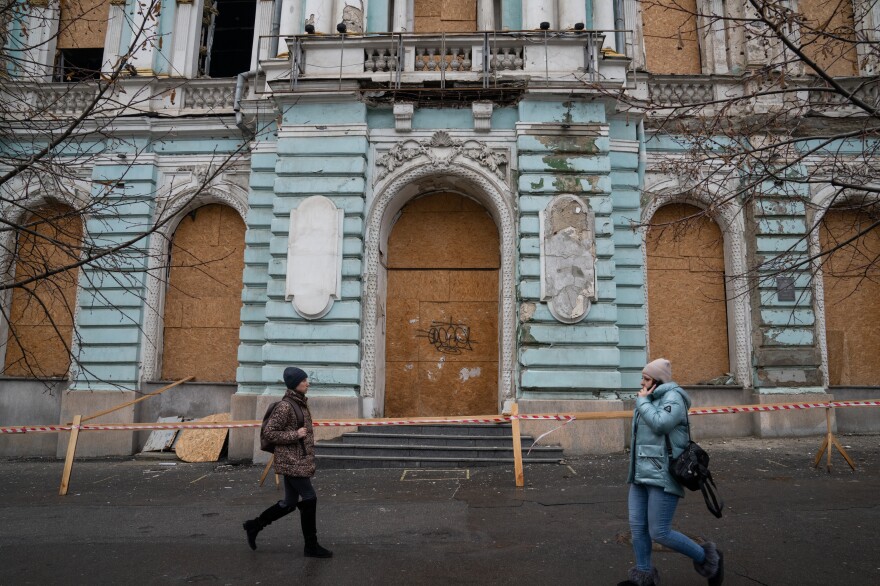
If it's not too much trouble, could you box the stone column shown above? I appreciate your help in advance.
[391,0,407,31]
[252,0,276,64]
[128,0,159,75]
[304,0,334,33]
[557,0,586,30]
[593,0,617,52]
[20,0,58,81]
[697,0,728,74]
[278,0,303,37]
[101,0,127,74]
[522,0,555,30]
[477,0,495,30]
[169,0,204,77]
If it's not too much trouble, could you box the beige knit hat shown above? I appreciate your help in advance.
[642,358,672,384]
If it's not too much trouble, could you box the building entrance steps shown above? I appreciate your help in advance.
[315,423,565,468]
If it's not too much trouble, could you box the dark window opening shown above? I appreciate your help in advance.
[54,48,104,82]
[199,0,256,78]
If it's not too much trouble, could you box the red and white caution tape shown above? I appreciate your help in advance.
[1,402,875,435]
[690,400,880,415]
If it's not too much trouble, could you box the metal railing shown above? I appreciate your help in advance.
[255,29,636,94]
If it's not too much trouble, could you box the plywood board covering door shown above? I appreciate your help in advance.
[385,193,500,417]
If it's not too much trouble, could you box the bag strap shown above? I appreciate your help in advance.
[284,397,304,429]
[664,392,691,459]
[700,472,725,518]
[282,397,306,448]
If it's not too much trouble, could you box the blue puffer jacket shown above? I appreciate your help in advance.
[626,382,692,497]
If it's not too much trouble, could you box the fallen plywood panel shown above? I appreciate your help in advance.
[142,416,184,452]
[175,413,230,463]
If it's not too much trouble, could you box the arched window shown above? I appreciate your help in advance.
[646,203,730,385]
[160,204,245,382]
[3,203,82,378]
[820,206,880,385]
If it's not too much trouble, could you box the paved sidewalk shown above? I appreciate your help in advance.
[1,434,878,585]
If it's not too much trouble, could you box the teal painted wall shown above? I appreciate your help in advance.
[516,97,628,397]
[71,163,157,391]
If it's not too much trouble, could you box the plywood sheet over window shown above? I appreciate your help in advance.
[799,0,858,77]
[641,0,701,74]
[646,203,729,385]
[161,204,245,383]
[414,0,477,33]
[58,0,111,49]
[820,207,880,385]
[3,204,82,378]
[385,193,499,417]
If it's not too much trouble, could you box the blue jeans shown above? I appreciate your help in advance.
[628,483,706,571]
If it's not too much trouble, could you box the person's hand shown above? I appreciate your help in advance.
[638,382,656,398]
[296,427,307,438]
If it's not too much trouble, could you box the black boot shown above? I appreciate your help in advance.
[617,567,659,586]
[298,498,333,558]
[694,542,723,585]
[243,502,294,550]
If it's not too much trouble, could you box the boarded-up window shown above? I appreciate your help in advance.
[799,0,858,77]
[646,203,729,385]
[57,0,111,49]
[414,0,477,33]
[641,0,701,74]
[161,204,245,383]
[55,0,111,81]
[820,207,880,385]
[3,204,82,378]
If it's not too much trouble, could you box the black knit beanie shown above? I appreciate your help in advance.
[283,367,308,390]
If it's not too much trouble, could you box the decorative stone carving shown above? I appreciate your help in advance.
[393,102,413,132]
[285,196,343,320]
[375,131,508,183]
[540,194,597,323]
[472,101,493,132]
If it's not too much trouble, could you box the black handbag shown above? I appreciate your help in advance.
[665,412,724,518]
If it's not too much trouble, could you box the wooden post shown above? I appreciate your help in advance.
[59,415,82,496]
[511,403,524,487]
[258,455,274,486]
[813,407,856,472]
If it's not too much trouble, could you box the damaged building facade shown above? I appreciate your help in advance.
[1,0,878,460]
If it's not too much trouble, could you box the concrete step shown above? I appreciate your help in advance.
[316,454,564,469]
[314,423,566,469]
[335,432,550,448]
[355,423,514,436]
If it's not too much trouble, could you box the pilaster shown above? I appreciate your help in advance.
[170,0,204,77]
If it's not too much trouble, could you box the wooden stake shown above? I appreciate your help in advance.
[511,403,524,488]
[59,415,82,496]
[258,455,274,487]
[813,407,856,472]
[78,376,194,424]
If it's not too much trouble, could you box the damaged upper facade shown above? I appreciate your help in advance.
[1,1,878,460]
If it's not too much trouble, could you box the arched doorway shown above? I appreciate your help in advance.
[646,203,730,385]
[160,204,245,382]
[384,192,500,417]
[820,206,880,385]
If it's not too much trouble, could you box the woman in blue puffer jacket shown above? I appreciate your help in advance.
[617,358,724,586]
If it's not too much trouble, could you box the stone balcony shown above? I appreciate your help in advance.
[2,78,244,121]
[257,30,634,95]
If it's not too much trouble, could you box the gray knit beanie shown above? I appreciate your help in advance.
[642,358,672,384]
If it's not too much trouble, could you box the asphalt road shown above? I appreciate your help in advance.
[1,434,878,585]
